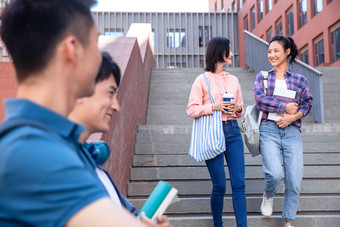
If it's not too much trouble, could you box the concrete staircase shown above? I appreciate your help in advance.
[318,67,340,123]
[128,67,340,227]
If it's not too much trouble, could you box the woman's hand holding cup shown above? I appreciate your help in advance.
[212,101,240,113]
[212,101,229,113]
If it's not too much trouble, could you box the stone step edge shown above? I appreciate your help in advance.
[137,123,340,133]
[167,214,340,220]
[167,215,340,227]
[129,195,340,201]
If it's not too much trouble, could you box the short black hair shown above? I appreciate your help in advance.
[0,0,97,81]
[205,37,230,73]
[96,52,121,87]
[269,35,298,63]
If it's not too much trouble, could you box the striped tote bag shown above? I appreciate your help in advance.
[189,74,225,162]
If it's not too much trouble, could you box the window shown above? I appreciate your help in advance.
[331,25,340,63]
[167,62,183,68]
[2,47,11,62]
[215,2,217,11]
[232,1,236,12]
[258,0,263,23]
[274,0,279,3]
[287,7,294,36]
[200,55,205,68]
[244,15,249,31]
[300,46,309,65]
[104,28,124,36]
[221,0,224,9]
[276,18,283,35]
[167,29,186,48]
[266,27,273,42]
[314,37,324,65]
[239,0,242,10]
[313,0,323,16]
[266,0,272,13]
[251,7,256,30]
[199,26,211,47]
[299,0,307,28]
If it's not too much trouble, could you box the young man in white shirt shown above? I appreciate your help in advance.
[68,52,172,227]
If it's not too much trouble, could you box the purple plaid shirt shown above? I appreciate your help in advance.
[253,68,313,130]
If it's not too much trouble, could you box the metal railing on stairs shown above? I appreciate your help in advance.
[244,30,325,123]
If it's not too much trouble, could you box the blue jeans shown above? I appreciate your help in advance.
[260,121,304,222]
[205,120,247,227]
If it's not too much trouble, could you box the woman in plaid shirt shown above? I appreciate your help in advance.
[253,36,313,227]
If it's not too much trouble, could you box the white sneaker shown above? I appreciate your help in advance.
[260,193,273,217]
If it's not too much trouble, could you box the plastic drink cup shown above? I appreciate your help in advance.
[223,92,235,112]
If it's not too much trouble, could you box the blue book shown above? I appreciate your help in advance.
[138,181,178,222]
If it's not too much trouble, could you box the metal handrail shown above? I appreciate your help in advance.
[244,30,324,123]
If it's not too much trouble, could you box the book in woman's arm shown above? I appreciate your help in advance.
[268,88,297,121]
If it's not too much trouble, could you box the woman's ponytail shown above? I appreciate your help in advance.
[287,37,298,63]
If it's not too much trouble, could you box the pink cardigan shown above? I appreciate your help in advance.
[186,71,244,121]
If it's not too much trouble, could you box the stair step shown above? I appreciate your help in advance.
[149,91,191,97]
[148,99,188,105]
[135,133,340,144]
[130,166,340,181]
[137,122,340,134]
[132,153,340,167]
[135,141,340,155]
[147,105,187,111]
[128,179,340,197]
[129,196,340,214]
[146,115,192,124]
[166,215,340,227]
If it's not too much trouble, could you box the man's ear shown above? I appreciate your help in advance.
[61,35,82,65]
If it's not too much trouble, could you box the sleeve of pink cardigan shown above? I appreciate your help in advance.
[186,77,213,118]
[235,79,244,118]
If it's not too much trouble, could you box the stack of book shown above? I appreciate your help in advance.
[268,88,297,121]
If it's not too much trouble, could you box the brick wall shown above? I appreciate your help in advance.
[97,24,155,196]
[0,62,17,122]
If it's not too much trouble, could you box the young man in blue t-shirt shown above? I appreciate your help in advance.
[68,52,172,227]
[0,0,158,226]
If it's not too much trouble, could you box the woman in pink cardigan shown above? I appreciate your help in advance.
[187,37,247,227]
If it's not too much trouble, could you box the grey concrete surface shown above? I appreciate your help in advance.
[128,67,340,226]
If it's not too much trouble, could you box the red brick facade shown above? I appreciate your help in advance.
[210,0,340,67]
[0,62,17,122]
